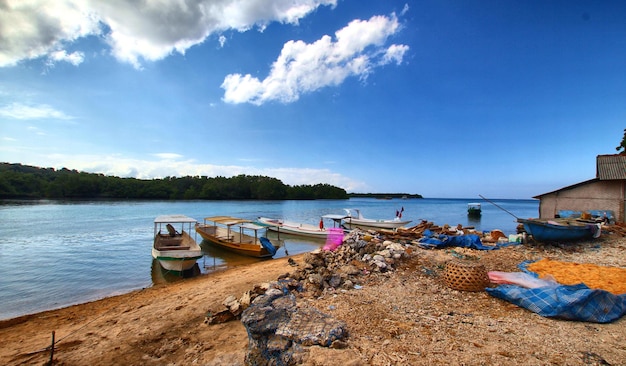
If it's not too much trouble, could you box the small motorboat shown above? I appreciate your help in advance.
[342,208,411,231]
[196,216,277,258]
[467,203,482,217]
[152,215,203,272]
[256,215,347,239]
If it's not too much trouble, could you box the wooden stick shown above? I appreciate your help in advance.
[49,331,55,365]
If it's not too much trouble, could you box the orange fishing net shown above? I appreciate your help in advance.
[527,259,626,295]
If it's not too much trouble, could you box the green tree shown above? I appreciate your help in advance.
[617,128,626,154]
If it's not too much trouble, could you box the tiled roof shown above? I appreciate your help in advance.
[596,154,626,180]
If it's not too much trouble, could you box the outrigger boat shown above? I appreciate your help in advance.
[152,215,203,272]
[196,216,277,258]
[255,214,347,239]
[342,209,411,231]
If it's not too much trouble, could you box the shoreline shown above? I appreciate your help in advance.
[1,232,624,365]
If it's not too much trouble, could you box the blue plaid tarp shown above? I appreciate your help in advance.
[486,283,626,323]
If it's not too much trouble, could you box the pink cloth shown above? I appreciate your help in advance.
[323,227,344,251]
[488,271,559,289]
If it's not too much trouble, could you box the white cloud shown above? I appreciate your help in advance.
[382,44,409,65]
[0,0,337,68]
[218,35,227,48]
[401,3,410,16]
[0,0,100,67]
[221,14,409,105]
[0,102,73,120]
[48,50,85,66]
[152,153,184,160]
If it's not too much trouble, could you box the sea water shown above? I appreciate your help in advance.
[0,197,538,320]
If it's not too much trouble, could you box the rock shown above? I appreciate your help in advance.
[308,273,323,286]
[222,295,243,316]
[205,309,236,325]
[328,274,342,289]
[241,284,347,366]
[240,290,252,308]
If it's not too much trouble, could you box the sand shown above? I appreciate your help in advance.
[1,234,625,366]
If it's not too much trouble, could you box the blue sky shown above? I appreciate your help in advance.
[0,0,624,199]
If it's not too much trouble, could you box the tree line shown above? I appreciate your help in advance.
[0,163,349,200]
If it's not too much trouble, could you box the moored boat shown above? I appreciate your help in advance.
[342,209,411,231]
[467,203,482,217]
[255,215,347,239]
[517,218,601,242]
[196,216,277,258]
[152,215,203,272]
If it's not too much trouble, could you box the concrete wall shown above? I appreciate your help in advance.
[538,180,625,223]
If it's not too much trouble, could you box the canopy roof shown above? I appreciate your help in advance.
[204,216,252,226]
[154,214,197,223]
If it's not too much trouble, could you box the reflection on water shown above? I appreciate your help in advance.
[151,234,327,286]
[264,231,325,256]
[467,215,481,227]
[199,240,274,273]
[151,259,201,285]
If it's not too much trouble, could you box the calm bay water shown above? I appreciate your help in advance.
[0,197,538,320]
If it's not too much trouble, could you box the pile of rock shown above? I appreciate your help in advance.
[241,284,348,365]
[204,230,415,365]
[285,230,411,297]
[205,230,412,324]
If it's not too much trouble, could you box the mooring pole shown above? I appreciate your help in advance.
[49,331,55,365]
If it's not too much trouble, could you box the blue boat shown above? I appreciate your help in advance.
[517,218,600,242]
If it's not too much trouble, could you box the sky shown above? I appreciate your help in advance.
[0,0,624,199]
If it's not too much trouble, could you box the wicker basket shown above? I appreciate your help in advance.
[443,260,489,292]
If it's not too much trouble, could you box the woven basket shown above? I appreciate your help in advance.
[443,260,489,292]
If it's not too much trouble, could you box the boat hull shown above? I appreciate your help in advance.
[518,219,598,242]
[151,249,203,272]
[256,217,332,239]
[196,224,274,258]
[343,218,411,230]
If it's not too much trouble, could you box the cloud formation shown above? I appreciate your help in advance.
[0,102,73,120]
[221,14,409,105]
[0,0,337,68]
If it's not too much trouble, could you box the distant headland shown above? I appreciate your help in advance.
[0,163,422,201]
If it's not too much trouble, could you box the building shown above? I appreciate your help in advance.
[533,154,626,223]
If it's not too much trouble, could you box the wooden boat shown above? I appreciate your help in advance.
[195,216,277,258]
[342,208,411,230]
[255,215,347,239]
[467,203,482,217]
[152,215,203,272]
[517,218,601,242]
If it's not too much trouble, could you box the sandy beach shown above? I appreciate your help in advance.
[1,230,625,366]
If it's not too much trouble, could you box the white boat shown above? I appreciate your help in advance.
[256,215,347,239]
[342,209,411,230]
[152,215,203,272]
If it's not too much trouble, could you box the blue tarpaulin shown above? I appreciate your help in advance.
[486,284,626,323]
[487,259,626,323]
[418,230,516,250]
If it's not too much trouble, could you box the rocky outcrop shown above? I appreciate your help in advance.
[241,285,348,366]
